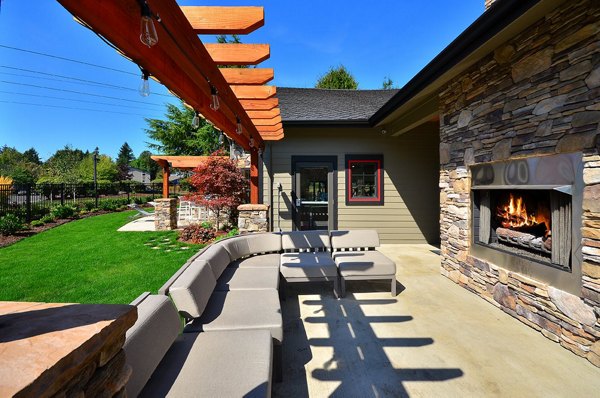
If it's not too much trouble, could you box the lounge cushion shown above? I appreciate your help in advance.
[280,252,338,279]
[333,251,396,276]
[216,267,280,291]
[330,229,380,249]
[230,253,281,269]
[169,260,216,318]
[198,243,231,279]
[184,289,283,343]
[281,231,330,250]
[124,294,182,398]
[140,330,272,398]
[221,233,282,261]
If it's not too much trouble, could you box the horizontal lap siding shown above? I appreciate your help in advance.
[263,124,439,244]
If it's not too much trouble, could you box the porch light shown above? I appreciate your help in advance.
[191,112,200,128]
[139,0,158,48]
[210,85,220,111]
[236,117,242,135]
[138,69,150,97]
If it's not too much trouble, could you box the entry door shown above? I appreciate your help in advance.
[292,157,336,231]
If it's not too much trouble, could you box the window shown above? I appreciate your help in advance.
[345,154,384,205]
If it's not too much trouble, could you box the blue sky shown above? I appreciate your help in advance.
[0,0,483,161]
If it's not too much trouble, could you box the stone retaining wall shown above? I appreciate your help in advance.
[238,204,269,233]
[439,0,600,366]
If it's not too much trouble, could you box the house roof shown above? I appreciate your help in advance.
[278,87,399,126]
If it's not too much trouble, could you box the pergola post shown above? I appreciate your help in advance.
[250,150,259,204]
[163,165,170,199]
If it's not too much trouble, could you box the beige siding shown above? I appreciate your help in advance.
[262,122,439,244]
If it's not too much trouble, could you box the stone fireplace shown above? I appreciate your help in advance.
[438,0,600,367]
[471,153,583,295]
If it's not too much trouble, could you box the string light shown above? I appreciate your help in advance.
[218,132,224,145]
[236,117,242,135]
[138,69,150,97]
[139,0,158,48]
[192,111,200,128]
[249,137,255,148]
[258,148,263,157]
[210,85,220,111]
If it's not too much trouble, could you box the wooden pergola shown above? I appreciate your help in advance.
[151,155,228,198]
[57,1,284,203]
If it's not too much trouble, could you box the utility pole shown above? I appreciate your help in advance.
[93,147,99,208]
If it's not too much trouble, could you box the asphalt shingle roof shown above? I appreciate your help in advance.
[278,87,399,124]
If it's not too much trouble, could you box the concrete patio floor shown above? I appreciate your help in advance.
[274,244,600,398]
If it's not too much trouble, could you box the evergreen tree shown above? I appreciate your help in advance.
[116,142,135,180]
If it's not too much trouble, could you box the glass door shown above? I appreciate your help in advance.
[292,157,336,231]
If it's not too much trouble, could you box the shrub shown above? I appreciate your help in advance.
[214,228,239,242]
[40,214,56,224]
[30,220,45,227]
[51,204,77,219]
[0,214,23,236]
[82,201,96,211]
[200,221,213,229]
[179,224,216,244]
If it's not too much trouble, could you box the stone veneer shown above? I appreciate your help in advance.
[237,204,270,233]
[439,0,600,366]
[154,198,177,231]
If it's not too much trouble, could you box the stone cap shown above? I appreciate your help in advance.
[0,301,137,397]
[154,198,177,203]
[237,204,270,211]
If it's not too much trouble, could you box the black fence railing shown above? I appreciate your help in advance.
[0,182,171,222]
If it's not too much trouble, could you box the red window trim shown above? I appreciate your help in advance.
[347,159,382,203]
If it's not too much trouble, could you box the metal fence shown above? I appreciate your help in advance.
[0,182,171,222]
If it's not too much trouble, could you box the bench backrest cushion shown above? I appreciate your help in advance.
[281,231,330,251]
[124,294,181,398]
[330,230,380,249]
[199,242,232,279]
[169,260,216,318]
[221,233,282,260]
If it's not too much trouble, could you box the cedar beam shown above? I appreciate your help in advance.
[181,6,264,35]
[240,98,279,110]
[246,109,281,119]
[252,115,282,126]
[220,68,274,85]
[205,43,270,65]
[250,149,259,204]
[230,85,276,100]
[256,123,283,133]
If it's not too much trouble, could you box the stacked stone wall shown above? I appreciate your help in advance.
[439,0,600,366]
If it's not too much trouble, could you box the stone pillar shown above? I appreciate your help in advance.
[154,198,177,231]
[237,204,269,233]
[0,301,137,397]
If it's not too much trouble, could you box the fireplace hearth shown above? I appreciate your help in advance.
[470,153,583,294]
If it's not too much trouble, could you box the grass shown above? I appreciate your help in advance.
[0,211,202,304]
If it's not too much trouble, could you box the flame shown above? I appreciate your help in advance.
[496,193,550,232]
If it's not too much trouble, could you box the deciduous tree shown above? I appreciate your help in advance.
[315,65,358,89]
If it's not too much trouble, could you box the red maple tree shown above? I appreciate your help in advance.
[187,150,247,229]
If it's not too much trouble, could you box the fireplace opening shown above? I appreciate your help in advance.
[474,188,572,271]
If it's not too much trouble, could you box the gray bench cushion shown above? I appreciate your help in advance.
[184,289,283,343]
[221,233,282,261]
[124,294,182,398]
[198,243,232,279]
[230,253,281,269]
[280,252,338,279]
[281,230,330,250]
[216,267,280,291]
[140,330,272,398]
[333,251,396,276]
[169,260,216,318]
[330,229,380,249]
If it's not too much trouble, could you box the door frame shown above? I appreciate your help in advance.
[291,156,337,231]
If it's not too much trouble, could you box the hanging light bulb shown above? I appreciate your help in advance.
[258,147,263,157]
[218,132,224,145]
[138,70,150,97]
[249,137,255,148]
[210,85,220,111]
[139,1,158,48]
[192,112,200,128]
[236,117,243,135]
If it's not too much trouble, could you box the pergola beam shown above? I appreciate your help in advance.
[256,123,282,133]
[205,43,270,65]
[246,109,280,119]
[220,68,274,85]
[230,85,276,100]
[181,6,264,35]
[252,115,282,126]
[240,98,279,110]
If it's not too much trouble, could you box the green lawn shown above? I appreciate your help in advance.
[0,211,202,304]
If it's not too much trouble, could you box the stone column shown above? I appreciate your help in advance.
[154,198,177,231]
[237,204,269,233]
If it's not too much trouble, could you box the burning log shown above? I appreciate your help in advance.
[496,227,552,254]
